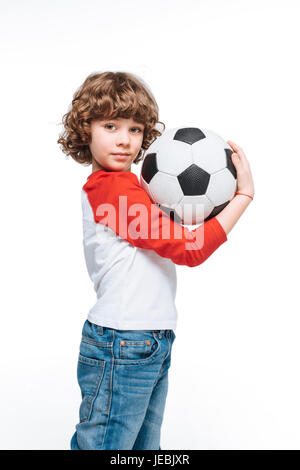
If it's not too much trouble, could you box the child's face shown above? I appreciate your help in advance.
[89,117,144,172]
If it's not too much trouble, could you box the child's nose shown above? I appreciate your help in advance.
[116,130,130,144]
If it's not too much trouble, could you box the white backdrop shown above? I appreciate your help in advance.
[1,0,299,450]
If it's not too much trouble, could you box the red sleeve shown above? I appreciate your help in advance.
[83,171,227,267]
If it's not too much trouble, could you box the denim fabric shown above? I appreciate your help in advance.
[71,319,176,450]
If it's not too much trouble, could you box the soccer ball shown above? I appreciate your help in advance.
[140,127,237,225]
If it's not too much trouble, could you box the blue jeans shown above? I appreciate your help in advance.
[71,320,176,450]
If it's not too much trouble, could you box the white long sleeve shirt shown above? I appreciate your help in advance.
[81,169,227,331]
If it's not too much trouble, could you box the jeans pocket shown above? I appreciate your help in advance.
[77,353,105,423]
[119,335,159,361]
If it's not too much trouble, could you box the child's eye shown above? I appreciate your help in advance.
[104,124,143,133]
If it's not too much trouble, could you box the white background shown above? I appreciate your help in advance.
[0,0,299,450]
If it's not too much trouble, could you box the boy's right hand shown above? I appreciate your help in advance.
[227,140,255,199]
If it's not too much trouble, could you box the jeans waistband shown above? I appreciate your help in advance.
[155,330,172,338]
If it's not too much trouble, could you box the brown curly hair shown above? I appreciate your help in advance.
[57,71,165,166]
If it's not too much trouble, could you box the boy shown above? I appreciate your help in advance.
[58,71,255,450]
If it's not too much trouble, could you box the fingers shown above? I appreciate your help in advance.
[227,140,249,165]
[228,140,243,154]
[227,141,241,164]
[227,141,254,194]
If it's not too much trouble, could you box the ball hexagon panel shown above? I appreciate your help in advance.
[148,172,183,208]
[192,129,228,174]
[206,168,237,207]
[177,164,210,196]
[155,139,193,176]
[174,194,214,226]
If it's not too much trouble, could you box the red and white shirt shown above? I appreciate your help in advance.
[81,169,227,331]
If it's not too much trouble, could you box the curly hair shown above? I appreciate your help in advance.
[57,71,165,166]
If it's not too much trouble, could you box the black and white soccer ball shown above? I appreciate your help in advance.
[140,127,237,225]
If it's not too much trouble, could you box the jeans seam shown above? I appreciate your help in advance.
[106,330,114,414]
[99,331,114,449]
